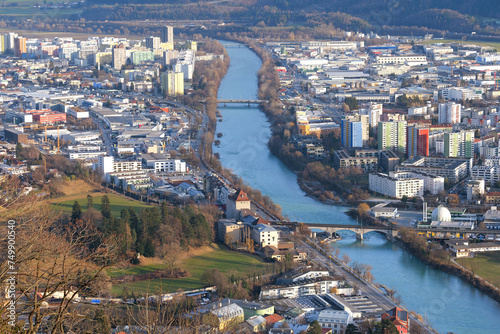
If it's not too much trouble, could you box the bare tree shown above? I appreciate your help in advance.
[0,180,117,333]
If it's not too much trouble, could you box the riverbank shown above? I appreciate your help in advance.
[396,229,500,304]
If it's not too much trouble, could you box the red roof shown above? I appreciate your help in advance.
[230,189,250,202]
[265,314,284,325]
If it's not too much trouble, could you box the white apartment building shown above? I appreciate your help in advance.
[251,224,279,248]
[482,145,500,158]
[259,279,352,300]
[359,103,383,129]
[68,106,89,119]
[467,178,485,201]
[97,155,142,180]
[408,106,428,116]
[471,166,500,184]
[375,55,427,65]
[389,171,444,195]
[484,157,500,166]
[369,172,424,199]
[317,307,354,334]
[69,151,106,160]
[438,102,461,124]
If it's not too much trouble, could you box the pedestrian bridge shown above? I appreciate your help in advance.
[275,222,398,240]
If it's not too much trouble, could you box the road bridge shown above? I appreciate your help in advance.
[200,99,268,107]
[275,222,398,240]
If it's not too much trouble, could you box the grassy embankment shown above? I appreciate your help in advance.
[109,244,271,295]
[457,252,500,289]
[49,181,272,295]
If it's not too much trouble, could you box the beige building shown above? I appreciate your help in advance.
[161,71,184,96]
[225,189,251,219]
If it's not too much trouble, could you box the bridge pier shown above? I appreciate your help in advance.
[356,233,363,241]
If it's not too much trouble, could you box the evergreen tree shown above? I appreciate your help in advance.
[71,201,82,222]
[308,320,322,334]
[100,195,112,221]
[15,142,23,157]
[87,194,93,210]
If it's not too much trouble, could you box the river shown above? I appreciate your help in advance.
[213,41,500,334]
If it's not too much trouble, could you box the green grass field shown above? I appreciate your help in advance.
[457,252,500,288]
[110,245,272,296]
[420,39,500,51]
[51,193,151,218]
[0,0,80,18]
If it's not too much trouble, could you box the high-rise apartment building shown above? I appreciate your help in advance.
[161,71,184,96]
[341,119,363,148]
[444,130,474,158]
[360,103,383,130]
[14,37,26,57]
[112,44,126,70]
[378,121,407,154]
[161,26,174,44]
[407,126,429,158]
[145,36,161,50]
[438,102,461,124]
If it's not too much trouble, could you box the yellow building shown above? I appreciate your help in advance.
[186,40,197,51]
[160,42,174,51]
[161,71,184,96]
[203,303,244,331]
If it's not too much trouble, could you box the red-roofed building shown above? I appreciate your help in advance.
[381,307,409,334]
[226,189,251,219]
[265,314,284,328]
[486,192,500,204]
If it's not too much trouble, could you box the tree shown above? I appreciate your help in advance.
[374,319,399,334]
[342,253,351,265]
[16,142,23,157]
[357,203,370,218]
[0,183,116,333]
[71,200,82,221]
[87,194,93,209]
[346,324,361,334]
[100,195,112,221]
[308,320,322,334]
[345,97,358,110]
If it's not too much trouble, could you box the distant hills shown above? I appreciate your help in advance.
[28,0,500,36]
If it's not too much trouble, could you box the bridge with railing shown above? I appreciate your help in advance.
[200,99,268,106]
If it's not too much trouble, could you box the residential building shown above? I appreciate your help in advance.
[379,150,400,172]
[389,171,444,195]
[444,131,474,158]
[112,44,126,70]
[486,192,500,204]
[161,26,174,44]
[360,103,383,130]
[202,303,244,331]
[396,156,471,183]
[341,119,363,148]
[161,71,184,96]
[369,172,424,199]
[467,178,485,201]
[259,277,352,300]
[142,154,187,173]
[438,102,461,124]
[378,121,407,154]
[471,166,500,185]
[145,36,160,50]
[14,37,26,57]
[252,223,279,248]
[333,150,378,172]
[381,307,409,334]
[407,126,429,157]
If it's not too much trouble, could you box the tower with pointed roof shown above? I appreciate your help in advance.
[226,189,251,219]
